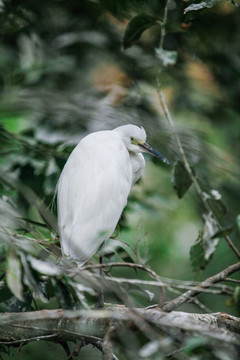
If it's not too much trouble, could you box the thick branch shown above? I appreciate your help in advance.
[0,308,240,347]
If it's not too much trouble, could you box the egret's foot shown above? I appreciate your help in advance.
[97,291,104,308]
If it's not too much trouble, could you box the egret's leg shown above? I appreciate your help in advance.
[97,255,104,308]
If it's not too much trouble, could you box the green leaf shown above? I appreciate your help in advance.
[123,14,158,49]
[27,255,61,276]
[233,286,240,303]
[100,238,138,263]
[211,227,233,239]
[190,213,219,272]
[139,340,160,358]
[226,286,240,314]
[124,283,154,302]
[172,161,193,199]
[19,217,49,229]
[68,280,95,309]
[51,279,74,309]
[206,189,227,221]
[208,198,227,221]
[236,214,240,232]
[20,253,48,303]
[155,48,178,67]
[190,232,206,272]
[6,252,24,301]
[6,292,33,312]
[0,196,22,233]
[184,336,209,354]
[0,288,14,312]
[41,279,55,299]
[184,0,219,14]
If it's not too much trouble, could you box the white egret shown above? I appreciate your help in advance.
[57,124,169,265]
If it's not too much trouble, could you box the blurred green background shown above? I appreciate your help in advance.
[0,0,240,359]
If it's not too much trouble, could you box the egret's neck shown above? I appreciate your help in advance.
[129,152,145,185]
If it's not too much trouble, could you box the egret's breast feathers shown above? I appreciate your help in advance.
[57,131,132,263]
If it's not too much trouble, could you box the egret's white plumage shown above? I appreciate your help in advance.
[57,124,169,264]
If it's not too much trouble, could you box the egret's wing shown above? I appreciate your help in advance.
[57,131,132,264]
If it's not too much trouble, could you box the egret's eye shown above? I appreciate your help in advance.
[131,136,138,145]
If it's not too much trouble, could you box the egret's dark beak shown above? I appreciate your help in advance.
[138,141,170,165]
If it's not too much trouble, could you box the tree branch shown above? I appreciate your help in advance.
[88,272,234,296]
[80,262,164,285]
[0,308,240,348]
[162,261,240,312]
[79,261,165,305]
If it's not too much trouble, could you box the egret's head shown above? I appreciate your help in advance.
[114,124,170,164]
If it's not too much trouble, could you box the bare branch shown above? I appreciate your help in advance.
[89,272,234,296]
[80,262,163,284]
[0,333,57,345]
[103,322,117,360]
[225,278,240,284]
[79,261,165,305]
[162,261,240,312]
[159,0,171,49]
[0,308,240,348]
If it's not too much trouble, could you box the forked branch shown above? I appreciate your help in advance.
[162,261,240,312]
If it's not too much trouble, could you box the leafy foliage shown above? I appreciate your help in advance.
[190,213,219,271]
[172,161,193,199]
[211,227,233,239]
[123,14,158,49]
[190,233,206,271]
[6,252,23,301]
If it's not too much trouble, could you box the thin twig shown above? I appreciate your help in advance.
[0,333,57,345]
[192,298,212,313]
[103,322,117,360]
[59,342,73,360]
[159,0,171,49]
[162,261,240,312]
[80,261,165,306]
[88,273,234,296]
[81,262,163,284]
[166,346,185,358]
[225,278,240,284]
